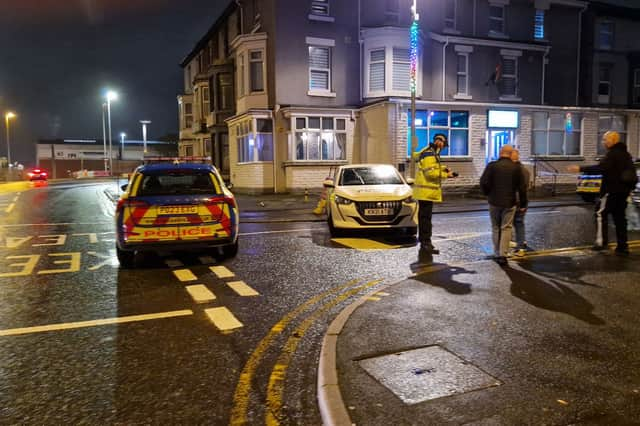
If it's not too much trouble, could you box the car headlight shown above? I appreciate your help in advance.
[334,195,353,205]
[403,196,416,203]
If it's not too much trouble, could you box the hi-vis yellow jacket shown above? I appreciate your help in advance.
[412,145,449,202]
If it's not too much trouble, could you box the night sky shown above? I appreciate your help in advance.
[0,0,225,166]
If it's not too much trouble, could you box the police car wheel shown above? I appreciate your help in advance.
[116,247,135,269]
[222,240,239,258]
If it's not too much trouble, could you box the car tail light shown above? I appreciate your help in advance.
[116,199,149,213]
[27,172,34,177]
[41,172,47,177]
[34,169,41,173]
[204,195,236,209]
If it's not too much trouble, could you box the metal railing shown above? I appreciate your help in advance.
[532,158,559,196]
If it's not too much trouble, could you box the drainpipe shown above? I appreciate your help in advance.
[235,0,244,34]
[575,4,587,106]
[541,47,550,104]
[473,0,477,36]
[358,0,363,104]
[442,37,450,101]
[271,109,277,193]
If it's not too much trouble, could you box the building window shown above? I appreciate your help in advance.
[204,138,212,156]
[217,73,233,111]
[634,69,640,104]
[456,53,469,96]
[598,63,611,104]
[392,48,410,91]
[445,0,456,30]
[599,22,614,50]
[249,50,264,92]
[532,112,582,156]
[202,86,210,116]
[501,56,518,97]
[597,114,626,156]
[185,145,194,156]
[184,103,193,128]
[309,46,331,92]
[489,4,505,36]
[407,110,469,156]
[385,0,400,24]
[369,49,386,93]
[236,119,273,163]
[534,9,545,40]
[311,0,329,16]
[238,53,245,97]
[293,116,347,161]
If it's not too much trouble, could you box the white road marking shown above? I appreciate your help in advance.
[5,203,15,213]
[366,296,382,301]
[12,195,19,202]
[0,310,194,337]
[165,259,184,268]
[185,285,216,303]
[210,266,234,279]
[205,307,243,331]
[227,281,259,296]
[198,256,216,264]
[173,269,198,282]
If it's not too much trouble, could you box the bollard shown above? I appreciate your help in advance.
[304,188,309,202]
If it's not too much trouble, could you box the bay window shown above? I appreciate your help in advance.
[236,118,274,163]
[293,116,347,161]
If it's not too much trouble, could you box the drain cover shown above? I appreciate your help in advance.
[358,345,501,405]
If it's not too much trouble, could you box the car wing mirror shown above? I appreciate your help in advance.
[121,184,128,191]
[226,182,234,190]
[406,177,415,185]
[323,179,335,188]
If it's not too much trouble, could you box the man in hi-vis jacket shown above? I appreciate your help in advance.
[412,133,456,255]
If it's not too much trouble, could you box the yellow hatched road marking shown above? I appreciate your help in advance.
[165,259,184,268]
[227,281,259,297]
[173,269,198,282]
[185,285,216,303]
[205,307,243,331]
[0,310,194,337]
[210,265,235,279]
[331,238,401,251]
[5,203,15,213]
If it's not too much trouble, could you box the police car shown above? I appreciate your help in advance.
[323,164,418,236]
[576,160,640,203]
[115,159,239,268]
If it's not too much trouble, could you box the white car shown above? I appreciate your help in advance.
[324,164,418,236]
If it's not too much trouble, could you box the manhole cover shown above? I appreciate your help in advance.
[358,345,501,405]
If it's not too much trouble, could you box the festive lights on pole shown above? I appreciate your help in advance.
[409,0,420,177]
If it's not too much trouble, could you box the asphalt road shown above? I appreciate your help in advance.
[0,180,638,424]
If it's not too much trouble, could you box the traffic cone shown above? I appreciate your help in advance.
[313,198,327,215]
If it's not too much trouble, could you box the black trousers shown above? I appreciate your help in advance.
[595,192,629,249]
[418,200,434,247]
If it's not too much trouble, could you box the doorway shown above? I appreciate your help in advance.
[487,129,515,162]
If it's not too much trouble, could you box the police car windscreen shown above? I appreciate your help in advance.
[138,172,217,196]
[339,167,403,186]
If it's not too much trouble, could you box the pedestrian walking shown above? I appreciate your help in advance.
[567,131,638,255]
[412,133,457,255]
[480,145,528,265]
[510,148,530,257]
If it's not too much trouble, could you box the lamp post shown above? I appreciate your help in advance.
[140,120,151,155]
[120,132,126,161]
[106,90,118,175]
[409,0,419,178]
[102,103,107,172]
[4,112,16,170]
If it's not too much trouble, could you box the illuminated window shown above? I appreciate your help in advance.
[532,112,582,156]
[292,116,347,161]
[309,46,331,92]
[407,110,469,156]
[534,9,545,40]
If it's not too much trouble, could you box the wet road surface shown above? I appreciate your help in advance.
[0,180,638,424]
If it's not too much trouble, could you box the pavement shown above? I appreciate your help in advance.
[318,243,640,426]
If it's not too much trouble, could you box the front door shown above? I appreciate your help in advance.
[487,129,515,162]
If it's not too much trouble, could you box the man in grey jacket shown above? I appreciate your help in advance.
[480,145,528,265]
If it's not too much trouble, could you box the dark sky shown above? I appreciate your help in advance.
[0,0,226,165]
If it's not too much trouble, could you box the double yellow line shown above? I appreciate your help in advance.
[229,277,382,425]
[513,239,640,260]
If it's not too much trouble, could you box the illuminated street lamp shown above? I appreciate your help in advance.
[409,0,419,177]
[5,112,16,169]
[102,103,107,171]
[106,90,118,174]
[140,120,151,154]
[120,132,126,160]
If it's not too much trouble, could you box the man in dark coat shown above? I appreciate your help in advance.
[480,145,528,265]
[568,131,638,255]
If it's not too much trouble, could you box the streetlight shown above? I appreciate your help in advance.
[102,103,107,172]
[105,90,118,175]
[140,120,151,154]
[5,112,16,172]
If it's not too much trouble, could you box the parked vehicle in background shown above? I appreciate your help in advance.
[26,168,48,181]
[576,161,640,203]
[115,160,239,268]
[323,164,418,237]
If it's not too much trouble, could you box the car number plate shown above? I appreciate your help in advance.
[157,205,198,215]
[364,208,394,216]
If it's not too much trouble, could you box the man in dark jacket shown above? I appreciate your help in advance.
[480,145,528,265]
[510,148,530,256]
[568,131,637,255]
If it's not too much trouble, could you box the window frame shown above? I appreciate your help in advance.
[236,118,274,164]
[500,55,519,99]
[392,47,411,92]
[201,85,210,116]
[216,73,233,111]
[368,48,386,94]
[534,9,545,40]
[249,49,265,93]
[456,53,469,96]
[445,0,457,31]
[488,4,506,36]
[598,21,614,50]
[598,63,612,104]
[310,0,329,17]
[291,115,348,162]
[308,45,332,94]
[183,102,193,129]
[532,112,583,157]
[238,53,245,97]
[407,110,470,157]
